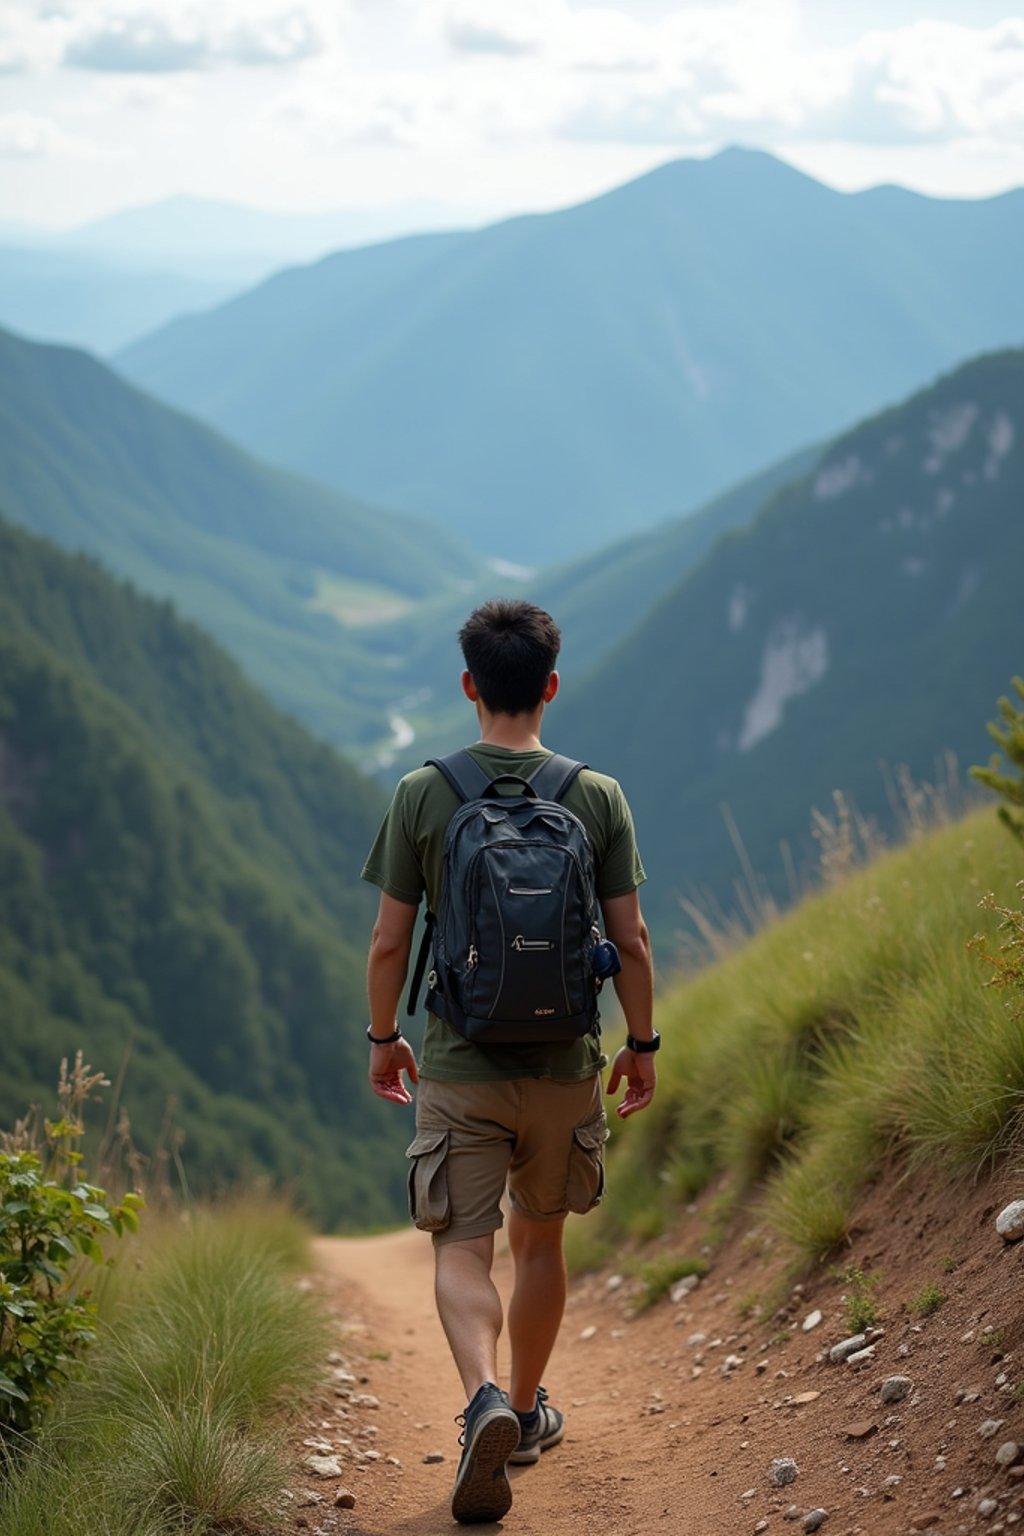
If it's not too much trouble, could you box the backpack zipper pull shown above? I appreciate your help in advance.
[466,945,478,970]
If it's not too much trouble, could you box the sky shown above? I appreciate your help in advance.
[3,0,1024,230]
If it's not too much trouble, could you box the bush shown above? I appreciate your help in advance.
[0,1062,141,1440]
[973,677,1024,845]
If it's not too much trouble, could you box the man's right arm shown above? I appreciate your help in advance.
[600,889,657,1119]
[366,891,420,1105]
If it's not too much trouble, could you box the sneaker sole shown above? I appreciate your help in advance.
[507,1420,565,1466]
[451,1408,521,1523]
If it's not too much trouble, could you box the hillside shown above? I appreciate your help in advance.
[0,515,406,1228]
[0,326,480,746]
[117,148,1024,561]
[551,349,1024,942]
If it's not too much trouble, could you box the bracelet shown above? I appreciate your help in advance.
[366,1025,403,1045]
[626,1030,661,1054]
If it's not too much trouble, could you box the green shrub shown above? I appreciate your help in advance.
[910,1283,946,1318]
[833,1267,881,1332]
[973,677,1024,845]
[0,1133,140,1438]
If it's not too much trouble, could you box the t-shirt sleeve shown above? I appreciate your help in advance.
[595,783,646,901]
[361,779,425,906]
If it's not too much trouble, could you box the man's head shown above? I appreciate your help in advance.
[458,600,561,716]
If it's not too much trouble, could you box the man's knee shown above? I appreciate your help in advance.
[508,1210,566,1257]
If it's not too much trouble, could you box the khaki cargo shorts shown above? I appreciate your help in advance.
[405,1075,608,1246]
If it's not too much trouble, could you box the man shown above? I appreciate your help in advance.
[362,599,656,1524]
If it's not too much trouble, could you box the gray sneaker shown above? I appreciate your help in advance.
[451,1382,521,1523]
[508,1386,565,1465]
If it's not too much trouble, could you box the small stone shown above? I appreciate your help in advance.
[296,1490,323,1508]
[982,1420,1008,1439]
[670,1274,701,1303]
[829,1334,868,1364]
[723,1354,744,1372]
[303,1437,335,1453]
[333,1489,357,1509]
[980,1498,1000,1516]
[423,1451,445,1464]
[783,1507,803,1522]
[579,1325,598,1341]
[742,1487,756,1500]
[352,1393,380,1410]
[880,1376,913,1405]
[843,1422,878,1441]
[997,1443,1022,1468]
[1009,1466,1024,1481]
[305,1456,343,1479]
[754,1523,769,1534]
[997,1201,1024,1241]
[606,1273,624,1291]
[803,1511,828,1533]
[910,1514,942,1531]
[846,1347,876,1368]
[792,1391,821,1405]
[802,1310,823,1332]
[770,1457,799,1487]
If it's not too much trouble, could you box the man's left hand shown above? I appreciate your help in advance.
[606,1046,656,1119]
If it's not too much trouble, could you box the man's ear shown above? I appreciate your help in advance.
[461,670,479,702]
[543,671,559,703]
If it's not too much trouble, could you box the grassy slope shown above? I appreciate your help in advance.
[117,149,1024,559]
[582,805,1023,1271]
[0,325,479,745]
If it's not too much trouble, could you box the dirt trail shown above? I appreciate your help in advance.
[293,1176,1024,1536]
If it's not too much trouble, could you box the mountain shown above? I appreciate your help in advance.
[0,515,404,1228]
[117,148,1024,563]
[0,326,481,747]
[549,349,1024,944]
[0,247,238,355]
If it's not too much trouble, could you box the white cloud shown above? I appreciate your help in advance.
[0,110,89,157]
[65,4,326,72]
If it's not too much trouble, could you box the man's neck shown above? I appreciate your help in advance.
[476,708,544,753]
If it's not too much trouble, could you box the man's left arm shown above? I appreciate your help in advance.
[366,892,420,1105]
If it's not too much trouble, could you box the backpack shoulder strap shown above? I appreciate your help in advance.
[528,753,587,803]
[425,749,491,803]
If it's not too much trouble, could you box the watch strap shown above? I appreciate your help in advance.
[626,1030,661,1054]
[367,1025,403,1045]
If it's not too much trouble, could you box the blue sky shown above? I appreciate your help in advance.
[2,0,1024,228]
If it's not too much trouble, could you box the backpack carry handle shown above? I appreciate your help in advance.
[481,774,537,799]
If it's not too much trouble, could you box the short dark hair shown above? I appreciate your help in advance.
[458,600,561,716]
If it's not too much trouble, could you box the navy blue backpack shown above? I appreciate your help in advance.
[407,751,603,1044]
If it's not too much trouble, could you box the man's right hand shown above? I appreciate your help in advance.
[368,1039,420,1105]
[606,1046,656,1119]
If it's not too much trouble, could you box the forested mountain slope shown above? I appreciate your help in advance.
[551,349,1024,944]
[118,148,1024,561]
[0,326,479,746]
[0,517,402,1227]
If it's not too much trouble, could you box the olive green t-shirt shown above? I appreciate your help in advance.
[361,742,646,1082]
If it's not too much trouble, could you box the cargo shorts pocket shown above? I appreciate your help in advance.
[406,1128,451,1233]
[565,1112,608,1215]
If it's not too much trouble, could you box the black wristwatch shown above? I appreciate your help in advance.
[366,1025,403,1045]
[626,1031,661,1054]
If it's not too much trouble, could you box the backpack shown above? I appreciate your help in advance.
[406,750,602,1044]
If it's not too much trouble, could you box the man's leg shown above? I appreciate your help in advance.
[434,1231,502,1399]
[435,1231,521,1524]
[506,1209,567,1413]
